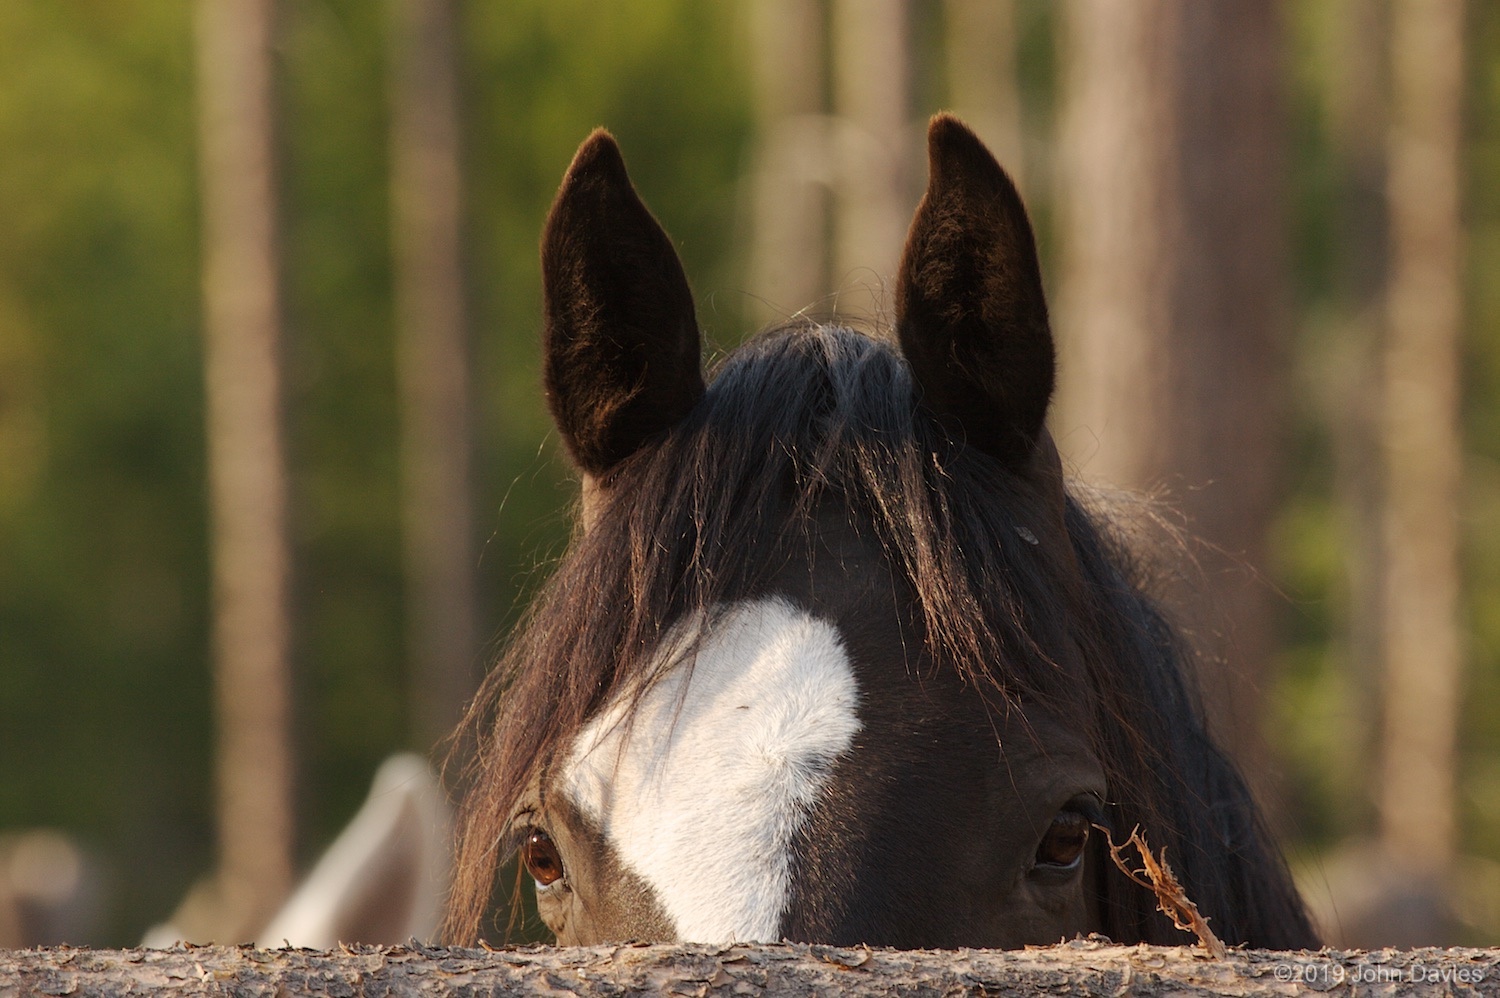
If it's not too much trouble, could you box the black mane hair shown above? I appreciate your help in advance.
[1062,498,1316,947]
[446,321,1315,948]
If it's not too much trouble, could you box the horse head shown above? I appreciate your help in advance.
[447,116,1315,951]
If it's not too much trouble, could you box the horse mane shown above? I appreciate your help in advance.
[445,321,1314,947]
[1062,497,1315,947]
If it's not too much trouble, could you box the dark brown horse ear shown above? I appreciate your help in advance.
[542,129,704,478]
[896,114,1054,469]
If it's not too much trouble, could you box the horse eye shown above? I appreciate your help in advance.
[522,829,565,886]
[1035,810,1090,868]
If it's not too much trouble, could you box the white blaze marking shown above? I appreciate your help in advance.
[562,597,862,943]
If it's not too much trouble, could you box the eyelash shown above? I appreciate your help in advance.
[504,810,540,858]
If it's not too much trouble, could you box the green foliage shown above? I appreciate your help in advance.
[1267,1,1500,903]
[1462,0,1500,864]
[0,0,750,943]
[0,0,208,941]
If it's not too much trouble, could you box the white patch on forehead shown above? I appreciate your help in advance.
[561,596,862,943]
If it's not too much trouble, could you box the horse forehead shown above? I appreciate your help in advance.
[558,596,863,943]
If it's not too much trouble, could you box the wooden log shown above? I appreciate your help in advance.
[1,940,1497,996]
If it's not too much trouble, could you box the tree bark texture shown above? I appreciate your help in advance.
[1377,0,1467,871]
[388,0,481,751]
[1054,0,1286,805]
[3,942,1499,997]
[194,0,295,938]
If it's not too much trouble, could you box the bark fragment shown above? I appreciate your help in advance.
[1100,823,1228,959]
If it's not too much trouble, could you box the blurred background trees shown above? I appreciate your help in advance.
[0,0,1498,947]
[1052,0,1287,811]
[195,0,295,940]
[387,0,479,754]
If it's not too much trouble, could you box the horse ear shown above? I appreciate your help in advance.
[896,114,1054,469]
[542,129,704,478]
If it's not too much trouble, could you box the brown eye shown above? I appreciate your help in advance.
[1035,811,1090,868]
[522,829,564,886]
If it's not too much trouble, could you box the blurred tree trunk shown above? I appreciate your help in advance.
[1326,0,1389,790]
[747,0,829,326]
[388,0,479,751]
[1377,0,1466,873]
[195,0,295,937]
[943,0,1025,194]
[830,0,912,322]
[1055,1,1286,806]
